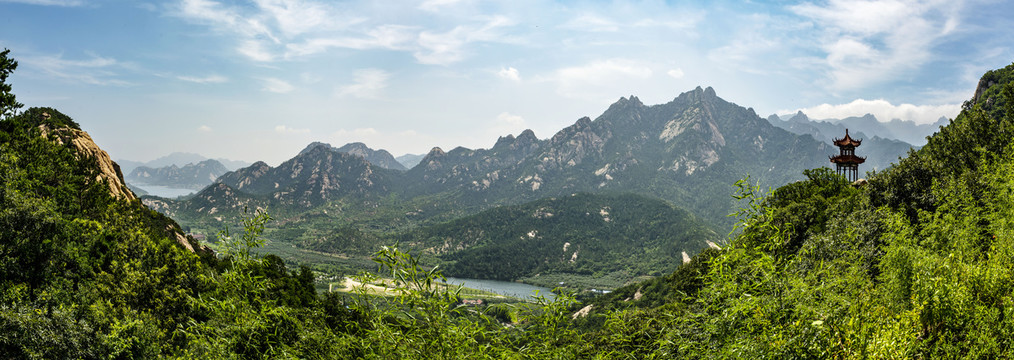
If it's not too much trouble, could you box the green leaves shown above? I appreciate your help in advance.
[0,48,23,119]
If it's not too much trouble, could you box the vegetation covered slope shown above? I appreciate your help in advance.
[565,62,1014,358]
[404,193,716,283]
[6,44,1014,358]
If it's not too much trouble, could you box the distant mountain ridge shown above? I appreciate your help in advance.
[154,86,883,230]
[772,111,947,146]
[765,111,917,171]
[117,152,251,174]
[299,141,407,171]
[216,143,397,208]
[396,153,425,169]
[126,159,230,190]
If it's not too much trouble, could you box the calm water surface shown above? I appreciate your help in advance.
[445,277,556,301]
[133,184,196,198]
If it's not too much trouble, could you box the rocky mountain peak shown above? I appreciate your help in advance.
[518,129,537,141]
[296,141,406,171]
[788,111,809,123]
[493,134,516,149]
[298,142,332,156]
[419,147,447,167]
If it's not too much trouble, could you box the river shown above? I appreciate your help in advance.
[444,277,556,301]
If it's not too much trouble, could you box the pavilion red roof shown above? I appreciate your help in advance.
[830,154,866,164]
[833,129,862,147]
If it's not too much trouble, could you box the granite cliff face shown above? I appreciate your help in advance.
[26,108,209,253]
[38,124,136,201]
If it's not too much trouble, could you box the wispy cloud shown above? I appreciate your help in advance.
[335,68,390,99]
[487,112,527,137]
[172,0,512,65]
[790,0,967,91]
[26,53,131,86]
[261,77,294,93]
[497,66,521,82]
[0,0,85,6]
[795,98,961,124]
[283,25,417,57]
[552,59,653,99]
[667,68,684,79]
[414,15,516,65]
[177,74,228,84]
[197,125,213,132]
[418,0,467,12]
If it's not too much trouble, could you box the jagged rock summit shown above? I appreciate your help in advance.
[298,141,407,171]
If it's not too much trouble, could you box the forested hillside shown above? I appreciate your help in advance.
[5,45,1014,357]
[566,62,1014,357]
[403,193,717,287]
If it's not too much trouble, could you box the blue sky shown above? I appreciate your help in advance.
[1,0,1011,164]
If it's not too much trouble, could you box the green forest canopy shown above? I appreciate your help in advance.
[4,47,1014,357]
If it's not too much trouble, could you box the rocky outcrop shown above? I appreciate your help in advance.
[38,125,136,201]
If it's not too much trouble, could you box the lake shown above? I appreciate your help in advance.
[132,184,197,198]
[445,277,556,301]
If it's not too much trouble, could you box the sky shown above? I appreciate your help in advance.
[1,0,1012,165]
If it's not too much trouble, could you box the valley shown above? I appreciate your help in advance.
[138,86,915,292]
[4,36,1014,356]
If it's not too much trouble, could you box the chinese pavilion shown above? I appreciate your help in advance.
[830,129,865,182]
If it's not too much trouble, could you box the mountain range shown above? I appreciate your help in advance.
[766,111,918,171]
[770,111,947,146]
[137,85,933,287]
[152,87,838,227]
[299,141,408,171]
[117,152,251,174]
[126,159,230,190]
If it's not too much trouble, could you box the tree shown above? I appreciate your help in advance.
[1,48,23,119]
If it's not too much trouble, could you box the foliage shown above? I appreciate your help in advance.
[8,51,1014,358]
[0,48,22,119]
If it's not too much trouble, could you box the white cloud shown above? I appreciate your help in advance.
[262,78,294,93]
[790,0,967,91]
[795,98,961,124]
[497,66,521,82]
[488,112,527,136]
[667,68,685,79]
[414,15,516,65]
[552,59,653,99]
[335,68,391,99]
[177,74,228,84]
[172,0,515,65]
[198,125,213,132]
[238,39,276,62]
[275,125,310,134]
[497,112,524,126]
[27,53,130,86]
[560,14,620,32]
[253,0,352,38]
[284,25,417,57]
[418,0,467,12]
[0,0,84,6]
